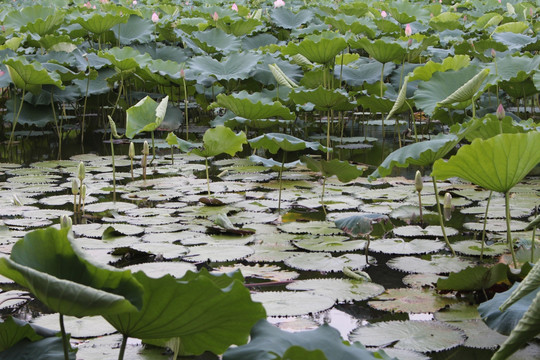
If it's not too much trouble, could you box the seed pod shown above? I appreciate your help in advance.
[129,142,135,159]
[415,171,423,193]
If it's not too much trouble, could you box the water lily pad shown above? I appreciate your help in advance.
[368,288,458,313]
[387,255,475,274]
[293,235,366,252]
[393,225,458,238]
[463,219,528,232]
[402,273,444,288]
[452,320,508,349]
[83,201,138,214]
[278,221,342,235]
[21,209,72,220]
[434,302,480,322]
[251,291,335,316]
[0,290,29,310]
[31,314,116,338]
[130,243,189,260]
[123,261,197,279]
[350,320,466,352]
[369,238,445,255]
[285,253,373,272]
[452,240,508,256]
[377,348,429,360]
[286,278,384,303]
[184,245,254,262]
[75,334,165,360]
[216,264,299,282]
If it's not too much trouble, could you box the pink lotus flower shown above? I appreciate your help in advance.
[232,3,238,11]
[132,0,137,5]
[213,11,219,21]
[405,23,412,36]
[274,0,285,8]
[0,70,5,77]
[381,10,387,18]
[83,1,91,8]
[151,12,159,23]
[180,69,185,78]
[496,104,505,120]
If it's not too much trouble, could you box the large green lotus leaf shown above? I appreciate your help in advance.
[212,91,295,120]
[74,12,128,35]
[4,6,63,36]
[249,133,328,154]
[112,15,153,45]
[125,96,168,138]
[368,288,457,313]
[455,115,530,142]
[492,32,536,52]
[104,269,266,355]
[286,278,384,303]
[0,227,144,317]
[282,32,348,65]
[484,54,540,84]
[188,52,260,81]
[0,336,75,360]
[4,97,54,127]
[99,47,152,73]
[478,282,540,336]
[356,95,397,113]
[438,68,489,106]
[431,132,540,193]
[413,66,484,115]
[270,7,313,29]
[192,28,241,54]
[351,320,465,352]
[4,57,63,94]
[191,125,247,158]
[408,55,470,82]
[0,316,42,352]
[494,21,529,34]
[223,319,395,360]
[325,15,376,38]
[289,86,355,111]
[339,59,395,86]
[352,38,406,64]
[429,12,462,31]
[165,132,197,152]
[300,156,363,183]
[436,264,510,292]
[220,18,263,37]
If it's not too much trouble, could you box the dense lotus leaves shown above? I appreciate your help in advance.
[112,15,153,45]
[0,227,144,317]
[0,336,75,360]
[218,17,264,37]
[414,65,484,115]
[191,125,247,158]
[71,68,115,96]
[4,5,63,36]
[432,132,540,193]
[125,96,168,138]
[282,32,348,65]
[438,68,489,106]
[324,15,376,38]
[491,32,536,52]
[99,47,152,73]
[389,1,430,24]
[484,54,540,85]
[270,7,313,29]
[4,57,64,94]
[454,115,531,142]
[104,269,266,355]
[252,53,301,86]
[191,28,241,54]
[223,320,395,360]
[339,59,395,86]
[41,63,86,83]
[373,18,402,34]
[408,55,471,82]
[242,33,279,50]
[249,133,329,154]
[300,156,363,183]
[211,91,295,120]
[249,155,301,171]
[429,12,462,32]
[436,264,510,291]
[0,316,42,352]
[188,52,260,82]
[290,86,355,111]
[131,44,192,64]
[73,12,128,35]
[494,21,529,34]
[352,38,406,64]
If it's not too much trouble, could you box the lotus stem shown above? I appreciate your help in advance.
[480,190,493,261]
[205,157,211,196]
[59,314,70,360]
[278,152,285,215]
[8,88,25,149]
[365,234,370,265]
[129,142,135,180]
[415,171,423,224]
[110,75,124,118]
[432,177,455,256]
[321,176,327,217]
[532,206,538,263]
[380,63,385,137]
[505,191,517,268]
[117,334,128,360]
[110,132,116,203]
[150,131,156,165]
[81,69,90,151]
[326,110,331,161]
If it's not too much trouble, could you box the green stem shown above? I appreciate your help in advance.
[205,157,211,196]
[406,102,418,142]
[531,206,537,263]
[480,190,493,261]
[59,314,70,360]
[321,176,327,217]
[110,75,124,118]
[182,79,189,140]
[8,88,26,148]
[81,68,90,151]
[365,234,370,264]
[505,191,517,268]
[117,334,128,360]
[150,131,156,165]
[278,152,285,215]
[432,177,455,256]
[380,63,385,138]
[326,110,331,161]
[111,133,116,203]
[417,191,423,225]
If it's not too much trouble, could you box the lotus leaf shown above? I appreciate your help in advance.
[112,15,153,45]
[4,57,64,94]
[74,12,128,35]
[325,15,376,38]
[192,28,241,53]
[350,320,466,353]
[249,133,328,154]
[271,7,313,30]
[99,47,152,73]
[124,96,168,139]
[494,21,529,34]
[4,97,54,127]
[289,86,355,111]
[225,320,394,360]
[429,12,462,32]
[0,336,74,360]
[432,132,540,193]
[0,227,144,317]
[352,38,407,64]
[212,91,295,120]
[285,253,372,272]
[408,55,471,82]
[4,5,63,36]
[282,32,348,65]
[0,316,42,352]
[293,236,366,252]
[104,269,265,355]
[369,238,444,255]
[188,52,260,82]
[436,263,510,292]
[191,125,246,158]
[368,288,458,313]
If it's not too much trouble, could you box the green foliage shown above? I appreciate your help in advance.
[191,125,247,158]
[436,264,510,291]
[125,96,168,138]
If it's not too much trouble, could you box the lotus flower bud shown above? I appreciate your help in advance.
[142,141,150,155]
[129,142,135,159]
[77,162,85,182]
[180,68,185,78]
[415,171,423,193]
[496,104,505,120]
[72,178,79,195]
[213,11,219,21]
[405,24,412,37]
[491,48,496,58]
[232,3,238,11]
[60,215,72,229]
[381,10,387,18]
[408,38,413,46]
[108,116,120,139]
[81,184,86,200]
[273,0,285,8]
[444,193,452,209]
[151,12,159,23]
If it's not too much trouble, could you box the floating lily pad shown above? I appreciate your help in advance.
[393,225,458,238]
[184,245,254,262]
[123,261,197,279]
[216,264,299,282]
[452,240,508,256]
[376,348,430,360]
[83,201,138,214]
[402,273,444,288]
[278,221,342,235]
[0,290,29,310]
[21,209,72,220]
[285,253,373,272]
[286,278,384,303]
[387,255,475,274]
[434,302,480,322]
[369,238,445,255]
[368,288,458,313]
[31,314,116,339]
[293,235,366,252]
[463,219,528,232]
[350,320,466,352]
[130,243,189,260]
[38,195,98,206]
[76,334,165,360]
[4,218,52,228]
[251,291,335,316]
[452,320,508,349]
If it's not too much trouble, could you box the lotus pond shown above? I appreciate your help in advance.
[0,0,540,359]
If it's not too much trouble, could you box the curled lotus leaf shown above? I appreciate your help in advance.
[125,96,168,138]
[211,91,295,120]
[282,31,347,65]
[4,57,64,94]
[352,38,407,64]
